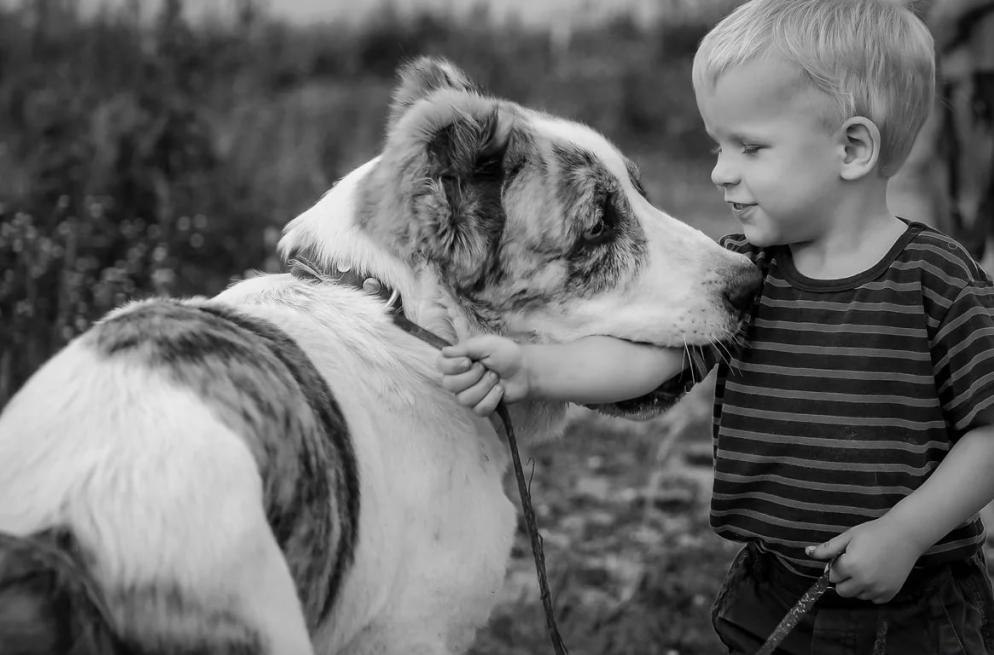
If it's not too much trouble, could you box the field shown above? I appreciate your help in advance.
[3,2,989,655]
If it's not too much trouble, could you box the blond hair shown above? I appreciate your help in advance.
[692,0,935,176]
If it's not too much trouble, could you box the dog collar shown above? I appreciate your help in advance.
[289,256,403,314]
[288,255,454,349]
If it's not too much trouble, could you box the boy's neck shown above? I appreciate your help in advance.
[788,183,906,280]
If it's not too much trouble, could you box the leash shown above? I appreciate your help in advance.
[393,311,569,655]
[755,564,833,655]
[290,258,569,655]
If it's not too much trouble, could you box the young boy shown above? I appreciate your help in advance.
[438,0,994,652]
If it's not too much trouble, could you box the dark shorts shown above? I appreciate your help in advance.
[711,544,994,655]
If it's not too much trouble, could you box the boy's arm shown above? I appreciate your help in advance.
[808,424,994,602]
[438,335,689,414]
[520,336,689,404]
[882,424,994,552]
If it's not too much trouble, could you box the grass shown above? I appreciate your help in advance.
[471,407,736,655]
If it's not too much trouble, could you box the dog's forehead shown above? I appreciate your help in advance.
[528,114,629,178]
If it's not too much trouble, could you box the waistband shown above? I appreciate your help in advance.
[745,544,981,609]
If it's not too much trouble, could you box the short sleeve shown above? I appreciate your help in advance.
[933,281,994,436]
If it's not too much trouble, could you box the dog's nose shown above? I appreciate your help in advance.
[722,264,763,314]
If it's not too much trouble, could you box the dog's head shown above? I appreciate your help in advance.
[280,57,760,418]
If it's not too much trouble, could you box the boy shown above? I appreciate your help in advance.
[438,0,994,652]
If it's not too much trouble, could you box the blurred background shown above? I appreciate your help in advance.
[1,1,985,654]
[0,0,744,406]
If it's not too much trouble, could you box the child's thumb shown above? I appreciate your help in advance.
[805,533,850,561]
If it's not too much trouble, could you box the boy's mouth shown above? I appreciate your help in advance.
[727,201,755,212]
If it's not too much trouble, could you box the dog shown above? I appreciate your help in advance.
[0,57,760,654]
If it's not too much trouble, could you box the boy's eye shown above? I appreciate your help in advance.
[741,144,763,154]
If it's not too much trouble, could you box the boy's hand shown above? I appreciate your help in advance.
[437,335,529,415]
[805,515,925,603]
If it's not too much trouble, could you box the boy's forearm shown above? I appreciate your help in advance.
[884,425,994,554]
[522,336,688,404]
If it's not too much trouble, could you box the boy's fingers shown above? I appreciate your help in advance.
[452,335,505,360]
[473,383,505,416]
[437,354,472,374]
[456,370,500,408]
[442,362,486,393]
[831,576,859,597]
[805,533,850,562]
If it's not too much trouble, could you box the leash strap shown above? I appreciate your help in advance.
[495,399,570,655]
[755,567,832,655]
[391,311,570,655]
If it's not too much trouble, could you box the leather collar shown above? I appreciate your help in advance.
[288,256,403,315]
[288,256,450,349]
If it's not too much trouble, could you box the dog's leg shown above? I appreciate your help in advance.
[100,399,316,655]
[210,498,316,655]
[0,355,314,655]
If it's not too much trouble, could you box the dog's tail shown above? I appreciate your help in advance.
[0,529,124,655]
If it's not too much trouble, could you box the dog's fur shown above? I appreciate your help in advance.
[0,58,760,654]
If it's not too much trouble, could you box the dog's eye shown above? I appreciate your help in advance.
[583,221,607,242]
[582,195,618,245]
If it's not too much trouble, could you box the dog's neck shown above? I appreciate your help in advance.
[278,158,468,344]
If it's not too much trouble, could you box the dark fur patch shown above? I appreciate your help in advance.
[0,528,264,655]
[552,144,648,296]
[417,106,510,290]
[86,300,359,631]
[113,582,265,655]
[0,529,129,655]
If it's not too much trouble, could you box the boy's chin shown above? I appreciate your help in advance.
[741,225,779,248]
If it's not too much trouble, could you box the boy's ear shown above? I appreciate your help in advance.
[838,117,881,180]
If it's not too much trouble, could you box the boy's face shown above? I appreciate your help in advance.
[694,56,845,247]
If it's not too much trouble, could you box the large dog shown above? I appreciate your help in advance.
[0,57,760,654]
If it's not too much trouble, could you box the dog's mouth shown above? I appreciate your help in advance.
[583,384,687,420]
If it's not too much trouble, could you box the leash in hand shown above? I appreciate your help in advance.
[755,565,833,655]
[391,312,569,655]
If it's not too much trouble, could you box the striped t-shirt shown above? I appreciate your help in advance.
[707,221,994,577]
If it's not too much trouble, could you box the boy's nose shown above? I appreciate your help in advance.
[711,157,738,188]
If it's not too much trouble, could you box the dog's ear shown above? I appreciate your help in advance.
[411,100,516,291]
[389,57,478,128]
[362,64,521,292]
